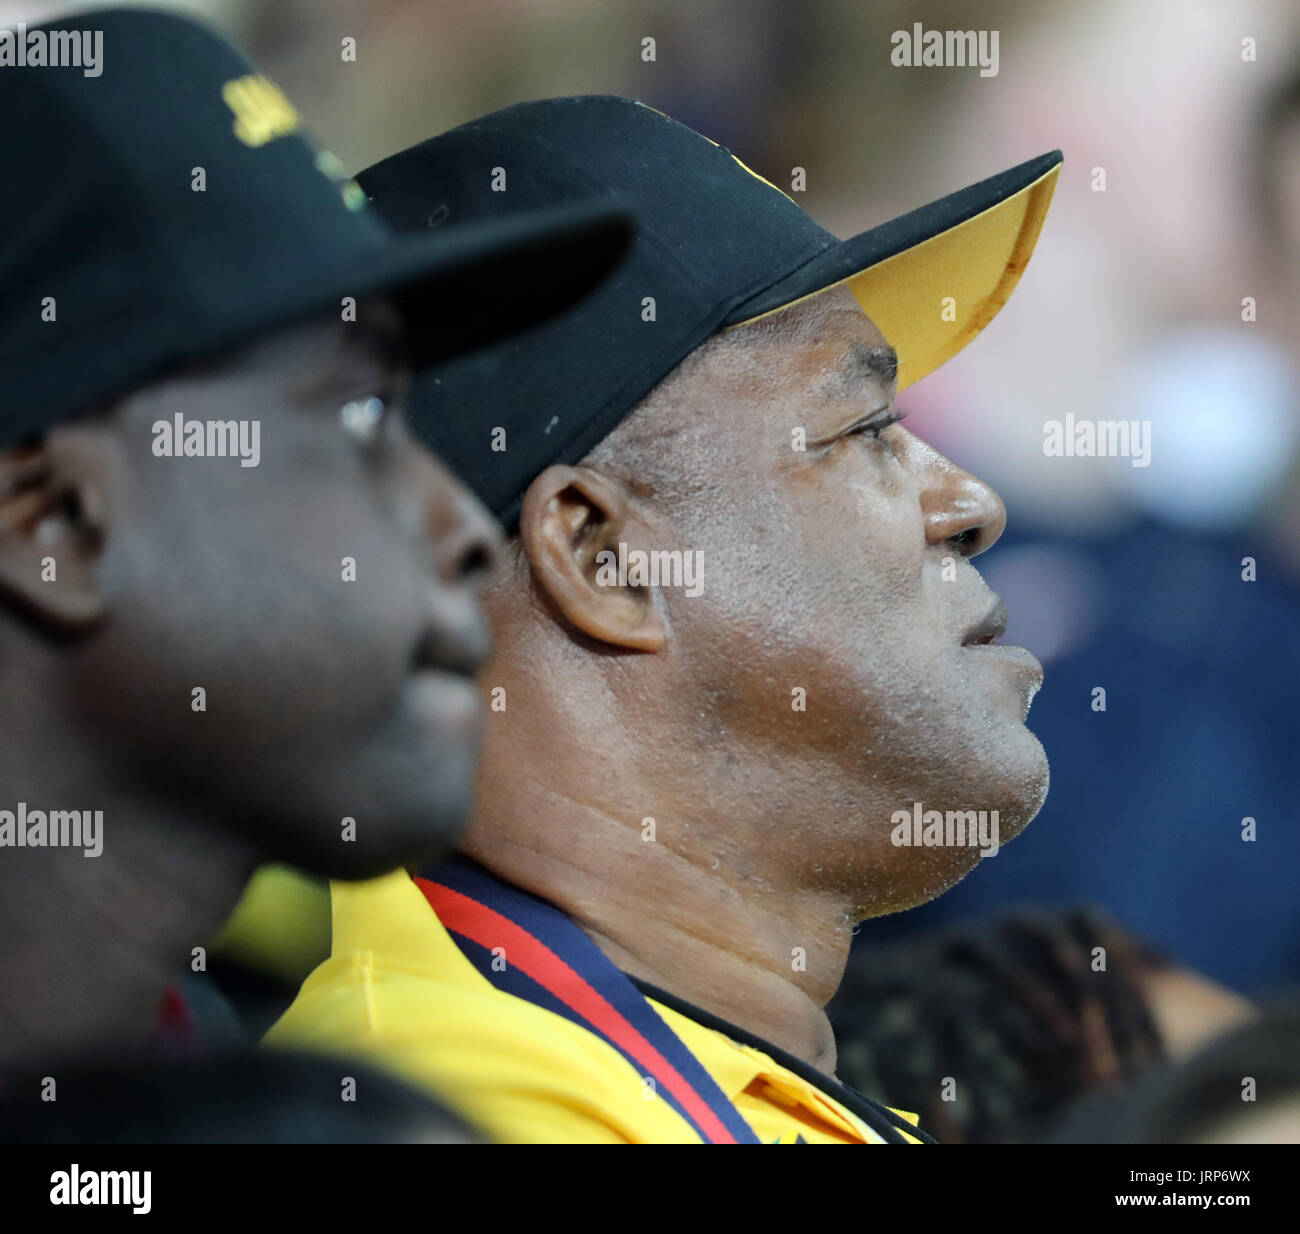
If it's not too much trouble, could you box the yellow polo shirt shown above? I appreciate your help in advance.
[265,868,925,1144]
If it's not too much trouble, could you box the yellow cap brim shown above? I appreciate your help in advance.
[728,154,1062,391]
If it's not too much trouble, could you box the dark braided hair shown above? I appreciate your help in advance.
[829,906,1170,1143]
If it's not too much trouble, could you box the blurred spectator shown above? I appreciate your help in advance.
[1051,997,1300,1143]
[830,907,1251,1143]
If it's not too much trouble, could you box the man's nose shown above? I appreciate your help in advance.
[920,453,1007,559]
[423,454,502,585]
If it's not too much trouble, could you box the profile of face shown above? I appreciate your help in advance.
[0,303,499,878]
[514,286,1048,916]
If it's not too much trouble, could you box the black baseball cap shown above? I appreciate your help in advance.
[0,11,632,448]
[361,95,1061,525]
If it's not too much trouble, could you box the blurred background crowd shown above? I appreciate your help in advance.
[7,0,1299,1141]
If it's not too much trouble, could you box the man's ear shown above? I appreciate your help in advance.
[0,433,109,636]
[518,464,666,652]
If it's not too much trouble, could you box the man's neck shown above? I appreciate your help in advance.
[464,792,855,1075]
[0,755,255,1061]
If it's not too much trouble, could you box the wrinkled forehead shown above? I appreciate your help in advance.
[592,289,898,491]
[692,288,898,405]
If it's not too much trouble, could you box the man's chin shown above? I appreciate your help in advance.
[261,754,478,881]
[849,736,1050,921]
[369,762,481,878]
[1000,727,1051,840]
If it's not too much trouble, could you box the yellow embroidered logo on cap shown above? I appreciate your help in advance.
[222,75,300,148]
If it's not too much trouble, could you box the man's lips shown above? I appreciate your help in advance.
[411,611,492,680]
[961,596,1009,647]
[961,594,1043,689]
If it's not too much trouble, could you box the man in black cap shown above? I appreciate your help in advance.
[270,97,1060,1143]
[0,13,628,1096]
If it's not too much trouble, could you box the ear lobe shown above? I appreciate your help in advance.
[519,464,666,653]
[0,437,109,637]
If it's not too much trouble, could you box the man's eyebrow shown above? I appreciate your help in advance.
[838,342,899,390]
[355,299,410,366]
[284,306,407,406]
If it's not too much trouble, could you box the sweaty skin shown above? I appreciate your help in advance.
[463,286,1048,1074]
[0,306,499,1059]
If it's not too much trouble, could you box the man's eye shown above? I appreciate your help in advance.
[847,407,907,442]
[340,396,388,442]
